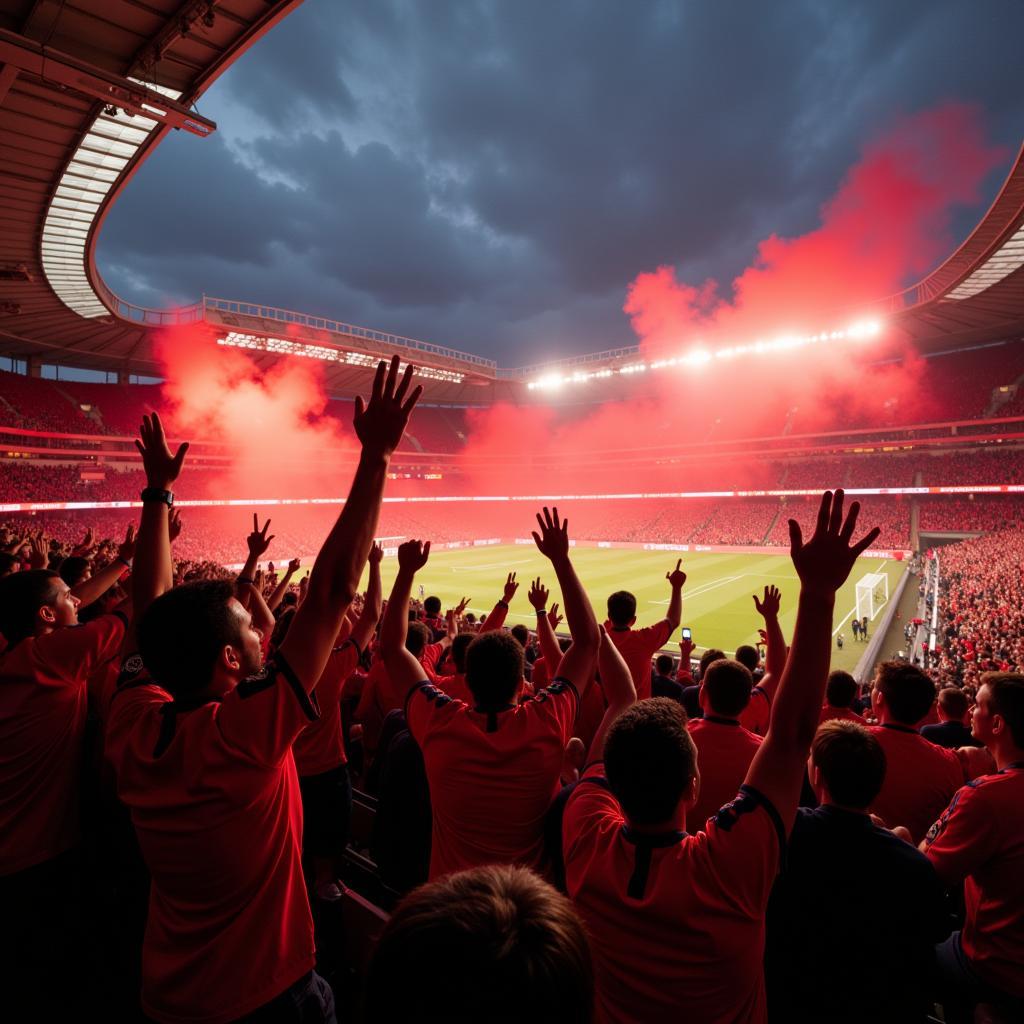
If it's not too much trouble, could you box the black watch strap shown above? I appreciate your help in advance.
[140,487,174,507]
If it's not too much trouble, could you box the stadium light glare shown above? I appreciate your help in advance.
[525,318,885,390]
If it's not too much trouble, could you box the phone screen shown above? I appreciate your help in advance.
[682,627,692,640]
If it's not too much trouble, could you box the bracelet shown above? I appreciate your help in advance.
[237,576,255,585]
[497,599,509,609]
[140,487,174,507]
[535,608,547,615]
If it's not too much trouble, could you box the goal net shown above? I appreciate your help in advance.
[855,572,889,622]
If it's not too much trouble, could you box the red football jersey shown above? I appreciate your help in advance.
[293,639,361,776]
[105,653,318,1024]
[564,763,784,1024]
[740,685,771,735]
[688,716,764,831]
[0,614,125,874]
[924,765,1024,997]
[818,704,866,726]
[405,677,578,880]
[869,724,965,843]
[607,621,672,701]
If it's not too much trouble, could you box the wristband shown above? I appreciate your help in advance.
[497,599,509,609]
[117,557,132,569]
[237,576,255,585]
[140,487,174,507]
[535,608,547,616]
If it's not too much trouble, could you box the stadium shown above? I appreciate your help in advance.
[1,2,1023,1023]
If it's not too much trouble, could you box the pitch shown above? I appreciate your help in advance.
[350,545,907,674]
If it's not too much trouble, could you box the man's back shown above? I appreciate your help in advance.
[920,719,981,749]
[406,678,578,879]
[688,716,763,830]
[607,621,671,701]
[869,724,965,842]
[766,805,947,1023]
[104,657,317,1024]
[563,763,783,1024]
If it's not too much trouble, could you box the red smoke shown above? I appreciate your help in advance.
[455,103,1007,495]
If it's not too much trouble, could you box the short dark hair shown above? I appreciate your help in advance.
[981,672,1024,747]
[826,670,858,708]
[655,653,674,676]
[0,569,60,644]
[510,623,530,648]
[365,864,593,1024]
[734,645,759,673]
[0,552,18,577]
[607,591,636,626]
[702,659,753,717]
[58,556,90,587]
[137,580,239,697]
[698,648,726,679]
[423,595,442,616]
[451,631,474,673]
[605,699,696,826]
[812,720,887,809]
[875,661,936,725]
[406,620,431,658]
[937,686,969,720]
[466,631,523,706]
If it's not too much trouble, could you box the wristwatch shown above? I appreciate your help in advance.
[140,487,174,507]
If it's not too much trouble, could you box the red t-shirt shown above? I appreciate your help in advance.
[740,685,771,735]
[924,765,1024,997]
[293,640,361,777]
[405,677,578,880]
[607,621,672,701]
[104,653,318,1024]
[0,614,126,875]
[434,670,474,705]
[818,704,866,726]
[688,716,764,831]
[564,763,784,1024]
[869,724,965,844]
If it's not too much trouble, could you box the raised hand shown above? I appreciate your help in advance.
[353,355,423,456]
[287,557,301,574]
[454,596,471,617]
[679,636,695,660]
[753,584,781,620]
[666,559,687,589]
[548,602,563,630]
[368,541,384,565]
[247,514,275,557]
[397,538,431,573]
[28,530,48,570]
[118,524,136,562]
[72,527,95,557]
[168,508,183,543]
[502,571,520,603]
[135,412,189,490]
[532,506,570,562]
[789,490,880,595]
[528,577,550,611]
[757,628,769,645]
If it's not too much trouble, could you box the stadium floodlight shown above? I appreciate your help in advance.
[525,318,884,390]
[854,571,889,623]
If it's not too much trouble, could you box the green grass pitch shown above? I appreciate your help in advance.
[351,545,906,674]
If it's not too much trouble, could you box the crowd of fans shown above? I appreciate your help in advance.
[1,357,1022,1024]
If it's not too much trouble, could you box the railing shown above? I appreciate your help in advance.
[500,344,642,379]
[94,277,204,325]
[202,296,497,370]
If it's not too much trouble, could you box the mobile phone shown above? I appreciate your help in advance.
[682,627,692,640]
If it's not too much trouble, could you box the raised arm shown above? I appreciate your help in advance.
[532,507,599,696]
[588,625,638,761]
[751,584,787,702]
[267,557,300,612]
[278,356,421,689]
[663,560,686,633]
[237,515,274,588]
[349,543,384,652]
[380,539,432,708]
[744,490,879,831]
[478,572,519,633]
[71,524,135,607]
[133,412,189,620]
[528,577,562,670]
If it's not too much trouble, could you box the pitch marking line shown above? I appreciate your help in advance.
[449,559,534,573]
[833,560,889,637]
[648,571,797,605]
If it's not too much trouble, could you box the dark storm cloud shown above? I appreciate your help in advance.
[97,0,1024,363]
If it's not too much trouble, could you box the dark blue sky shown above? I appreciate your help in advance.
[97,0,1024,366]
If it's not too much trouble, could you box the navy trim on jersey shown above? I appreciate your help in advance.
[705,714,741,727]
[621,826,687,900]
[714,784,787,864]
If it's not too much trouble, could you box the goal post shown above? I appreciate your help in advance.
[855,572,889,622]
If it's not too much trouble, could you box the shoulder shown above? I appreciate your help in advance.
[530,677,579,706]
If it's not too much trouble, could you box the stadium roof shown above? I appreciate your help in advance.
[0,2,1023,402]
